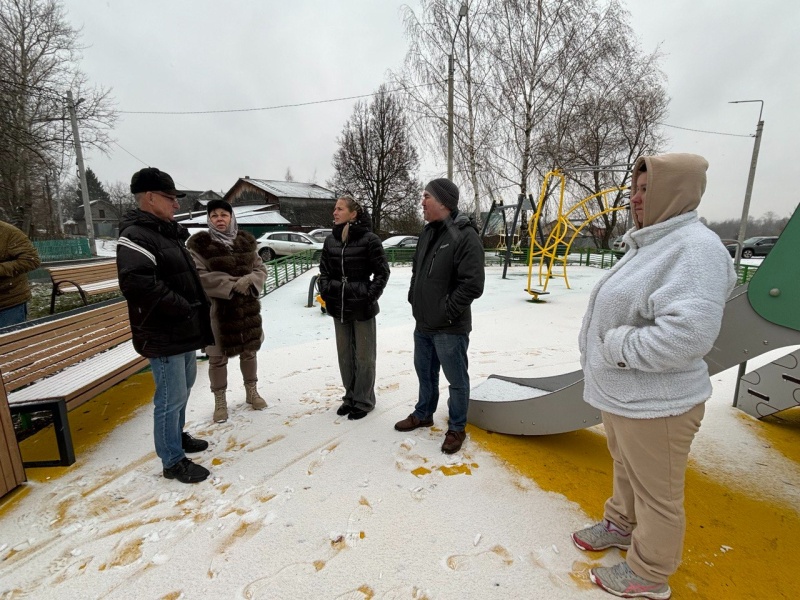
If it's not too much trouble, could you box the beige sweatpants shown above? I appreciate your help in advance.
[602,402,705,583]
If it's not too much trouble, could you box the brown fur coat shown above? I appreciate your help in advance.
[187,230,267,357]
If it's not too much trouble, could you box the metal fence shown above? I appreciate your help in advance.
[33,238,92,262]
[262,250,320,295]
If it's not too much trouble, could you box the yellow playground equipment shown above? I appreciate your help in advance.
[525,169,628,301]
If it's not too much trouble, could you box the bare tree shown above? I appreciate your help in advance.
[396,0,668,246]
[395,0,497,223]
[105,180,136,220]
[0,0,116,235]
[329,84,422,233]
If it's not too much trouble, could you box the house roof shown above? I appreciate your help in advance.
[178,204,290,226]
[235,179,335,200]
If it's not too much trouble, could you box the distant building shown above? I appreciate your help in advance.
[180,205,291,238]
[176,190,223,215]
[223,178,336,228]
[68,199,120,238]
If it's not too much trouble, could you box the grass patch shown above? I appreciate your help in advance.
[27,282,121,320]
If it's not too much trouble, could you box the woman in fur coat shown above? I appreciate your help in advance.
[318,196,390,420]
[187,199,268,423]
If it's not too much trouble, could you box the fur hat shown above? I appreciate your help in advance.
[425,178,459,212]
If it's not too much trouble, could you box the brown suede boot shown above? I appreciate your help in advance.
[213,389,228,423]
[244,382,267,410]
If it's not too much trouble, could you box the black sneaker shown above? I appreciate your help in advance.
[348,408,370,420]
[336,403,353,416]
[181,432,209,453]
[163,457,210,484]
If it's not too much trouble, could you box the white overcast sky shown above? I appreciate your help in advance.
[67,0,799,223]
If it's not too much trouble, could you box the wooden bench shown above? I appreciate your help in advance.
[47,259,119,314]
[0,299,148,468]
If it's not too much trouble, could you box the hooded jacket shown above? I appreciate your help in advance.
[187,230,267,357]
[579,153,737,418]
[117,209,214,358]
[0,221,41,311]
[409,210,485,334]
[318,214,390,323]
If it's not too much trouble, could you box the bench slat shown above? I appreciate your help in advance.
[2,327,133,390]
[8,343,147,406]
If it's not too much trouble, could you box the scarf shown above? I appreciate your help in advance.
[207,211,239,247]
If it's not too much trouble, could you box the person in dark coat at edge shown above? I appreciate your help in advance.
[394,178,485,454]
[187,199,268,424]
[318,196,390,421]
[117,168,215,484]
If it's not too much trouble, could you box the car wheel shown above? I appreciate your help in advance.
[742,249,754,259]
[259,247,276,261]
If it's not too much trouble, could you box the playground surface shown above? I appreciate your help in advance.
[0,265,797,599]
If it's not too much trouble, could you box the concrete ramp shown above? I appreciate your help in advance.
[468,285,800,435]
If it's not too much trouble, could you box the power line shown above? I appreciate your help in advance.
[112,141,149,167]
[658,122,752,138]
[117,82,439,115]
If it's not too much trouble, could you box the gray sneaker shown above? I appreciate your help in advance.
[572,519,631,551]
[589,562,671,599]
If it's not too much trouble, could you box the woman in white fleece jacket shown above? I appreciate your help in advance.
[572,154,737,600]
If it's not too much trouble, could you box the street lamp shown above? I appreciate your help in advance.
[447,2,469,180]
[729,99,765,270]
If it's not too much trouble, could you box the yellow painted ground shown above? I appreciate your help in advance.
[0,372,154,515]
[3,376,798,599]
[470,410,800,600]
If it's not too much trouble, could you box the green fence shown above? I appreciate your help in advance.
[33,238,92,262]
[262,250,320,295]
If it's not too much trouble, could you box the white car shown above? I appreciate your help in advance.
[382,235,418,249]
[308,228,333,242]
[256,231,323,261]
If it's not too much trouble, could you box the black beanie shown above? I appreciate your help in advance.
[425,178,459,212]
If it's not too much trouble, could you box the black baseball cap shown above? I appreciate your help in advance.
[130,167,186,197]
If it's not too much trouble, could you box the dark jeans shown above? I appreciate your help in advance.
[412,329,470,431]
[0,302,26,328]
[334,317,377,411]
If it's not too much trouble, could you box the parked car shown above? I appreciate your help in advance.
[726,236,778,259]
[611,235,628,256]
[382,235,418,249]
[256,231,323,261]
[308,228,332,242]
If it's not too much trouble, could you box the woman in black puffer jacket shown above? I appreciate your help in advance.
[318,196,390,420]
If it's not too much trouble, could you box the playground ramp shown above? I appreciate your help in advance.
[468,284,800,436]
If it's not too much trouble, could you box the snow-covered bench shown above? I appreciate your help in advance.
[0,300,147,467]
[47,260,119,314]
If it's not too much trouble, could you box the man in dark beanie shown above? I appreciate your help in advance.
[394,178,485,454]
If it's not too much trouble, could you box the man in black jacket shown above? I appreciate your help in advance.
[117,168,214,484]
[394,178,485,454]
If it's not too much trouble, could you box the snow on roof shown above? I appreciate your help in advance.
[178,204,290,226]
[243,179,335,199]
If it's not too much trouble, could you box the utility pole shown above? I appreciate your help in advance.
[67,90,96,255]
[447,2,468,180]
[729,100,764,270]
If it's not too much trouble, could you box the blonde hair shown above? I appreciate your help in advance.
[337,195,363,242]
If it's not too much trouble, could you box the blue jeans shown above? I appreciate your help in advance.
[148,351,197,469]
[412,329,470,431]
[0,302,27,328]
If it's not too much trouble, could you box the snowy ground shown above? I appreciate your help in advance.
[0,260,795,599]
